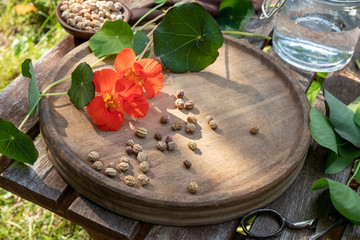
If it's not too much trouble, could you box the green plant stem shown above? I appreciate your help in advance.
[137,12,166,32]
[356,59,360,70]
[91,56,107,68]
[222,30,271,40]
[347,162,360,186]
[39,92,68,97]
[131,1,167,30]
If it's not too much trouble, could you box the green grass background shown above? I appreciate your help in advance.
[0,0,90,239]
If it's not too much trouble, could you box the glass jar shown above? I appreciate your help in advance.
[271,0,360,72]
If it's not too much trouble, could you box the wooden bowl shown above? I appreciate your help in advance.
[56,1,131,39]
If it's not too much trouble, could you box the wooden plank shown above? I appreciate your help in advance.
[145,220,240,240]
[67,196,143,240]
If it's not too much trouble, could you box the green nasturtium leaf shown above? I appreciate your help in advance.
[89,20,134,58]
[68,62,95,110]
[153,3,223,73]
[354,108,360,127]
[325,140,360,174]
[347,96,360,112]
[325,90,360,148]
[310,108,338,154]
[354,161,360,184]
[312,178,360,225]
[216,0,254,38]
[133,30,150,57]
[22,59,40,115]
[0,118,38,164]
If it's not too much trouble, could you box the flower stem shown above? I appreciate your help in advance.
[356,59,360,70]
[347,161,360,186]
[137,12,166,32]
[90,56,107,68]
[39,92,68,97]
[131,1,167,30]
[222,31,272,40]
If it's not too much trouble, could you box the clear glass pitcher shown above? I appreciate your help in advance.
[263,0,360,72]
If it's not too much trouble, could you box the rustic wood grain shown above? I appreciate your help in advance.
[39,36,310,226]
[67,196,143,240]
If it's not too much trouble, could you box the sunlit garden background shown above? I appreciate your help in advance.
[0,0,89,238]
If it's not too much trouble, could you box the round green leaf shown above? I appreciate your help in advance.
[154,3,223,73]
[68,62,95,110]
[133,30,150,57]
[22,59,40,115]
[0,118,38,164]
[89,20,134,58]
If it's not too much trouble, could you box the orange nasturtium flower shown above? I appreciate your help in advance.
[115,48,164,98]
[87,69,149,131]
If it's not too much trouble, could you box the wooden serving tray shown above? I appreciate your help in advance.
[40,37,310,226]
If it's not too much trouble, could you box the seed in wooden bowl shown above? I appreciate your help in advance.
[208,120,218,130]
[136,127,148,138]
[133,144,142,154]
[183,160,192,169]
[167,141,176,151]
[175,89,184,99]
[165,136,173,143]
[160,114,170,123]
[175,98,185,109]
[157,141,167,151]
[187,140,197,150]
[185,123,196,133]
[105,167,117,177]
[139,161,150,173]
[121,157,130,163]
[137,174,150,186]
[126,139,135,147]
[88,151,99,162]
[107,162,116,168]
[125,146,134,155]
[124,175,135,186]
[187,115,197,124]
[154,131,162,140]
[188,182,198,194]
[92,161,103,171]
[137,152,147,163]
[172,122,182,130]
[184,100,194,110]
[118,162,130,172]
[250,126,259,135]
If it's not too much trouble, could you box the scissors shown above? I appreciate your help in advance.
[241,208,348,239]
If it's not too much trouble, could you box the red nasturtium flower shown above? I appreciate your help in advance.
[87,69,149,131]
[115,48,164,98]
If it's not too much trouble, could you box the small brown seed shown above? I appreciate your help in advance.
[118,162,130,172]
[154,131,162,140]
[160,114,170,123]
[167,141,176,151]
[121,157,130,163]
[208,120,218,130]
[205,115,213,123]
[139,161,150,173]
[105,167,117,177]
[175,89,184,98]
[137,174,150,186]
[133,144,142,154]
[184,100,194,110]
[137,152,147,162]
[187,140,197,150]
[175,98,185,109]
[107,162,116,168]
[250,126,259,135]
[157,141,167,151]
[92,161,103,171]
[88,151,99,162]
[136,127,148,138]
[187,115,197,124]
[126,139,135,147]
[124,175,135,186]
[125,146,134,155]
[172,122,182,130]
[183,160,192,169]
[188,182,198,194]
[165,136,173,143]
[185,123,196,133]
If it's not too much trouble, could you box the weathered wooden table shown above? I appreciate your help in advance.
[0,1,359,239]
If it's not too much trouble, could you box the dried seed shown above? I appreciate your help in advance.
[188,182,198,194]
[187,140,197,150]
[175,89,184,99]
[121,157,130,163]
[154,131,162,140]
[137,174,150,186]
[88,151,99,162]
[167,141,176,151]
[125,146,134,155]
[66,18,76,27]
[118,162,130,172]
[107,162,116,168]
[184,100,194,110]
[92,161,103,171]
[165,136,173,143]
[183,160,192,169]
[185,123,196,133]
[133,144,142,154]
[172,122,182,130]
[187,115,197,124]
[126,139,135,147]
[250,126,259,135]
[136,127,148,138]
[160,114,170,123]
[105,167,117,177]
[208,120,218,130]
[124,175,135,186]
[139,161,150,173]
[205,115,213,123]
[175,98,185,109]
[157,141,167,151]
[137,152,147,163]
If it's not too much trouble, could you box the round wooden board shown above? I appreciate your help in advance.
[40,36,310,226]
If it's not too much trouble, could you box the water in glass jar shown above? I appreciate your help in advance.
[273,11,360,72]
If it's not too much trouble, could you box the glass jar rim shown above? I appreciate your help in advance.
[315,0,360,8]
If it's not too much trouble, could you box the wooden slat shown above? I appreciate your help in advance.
[67,196,144,240]
[145,220,240,240]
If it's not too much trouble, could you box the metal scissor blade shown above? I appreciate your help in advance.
[309,217,347,240]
